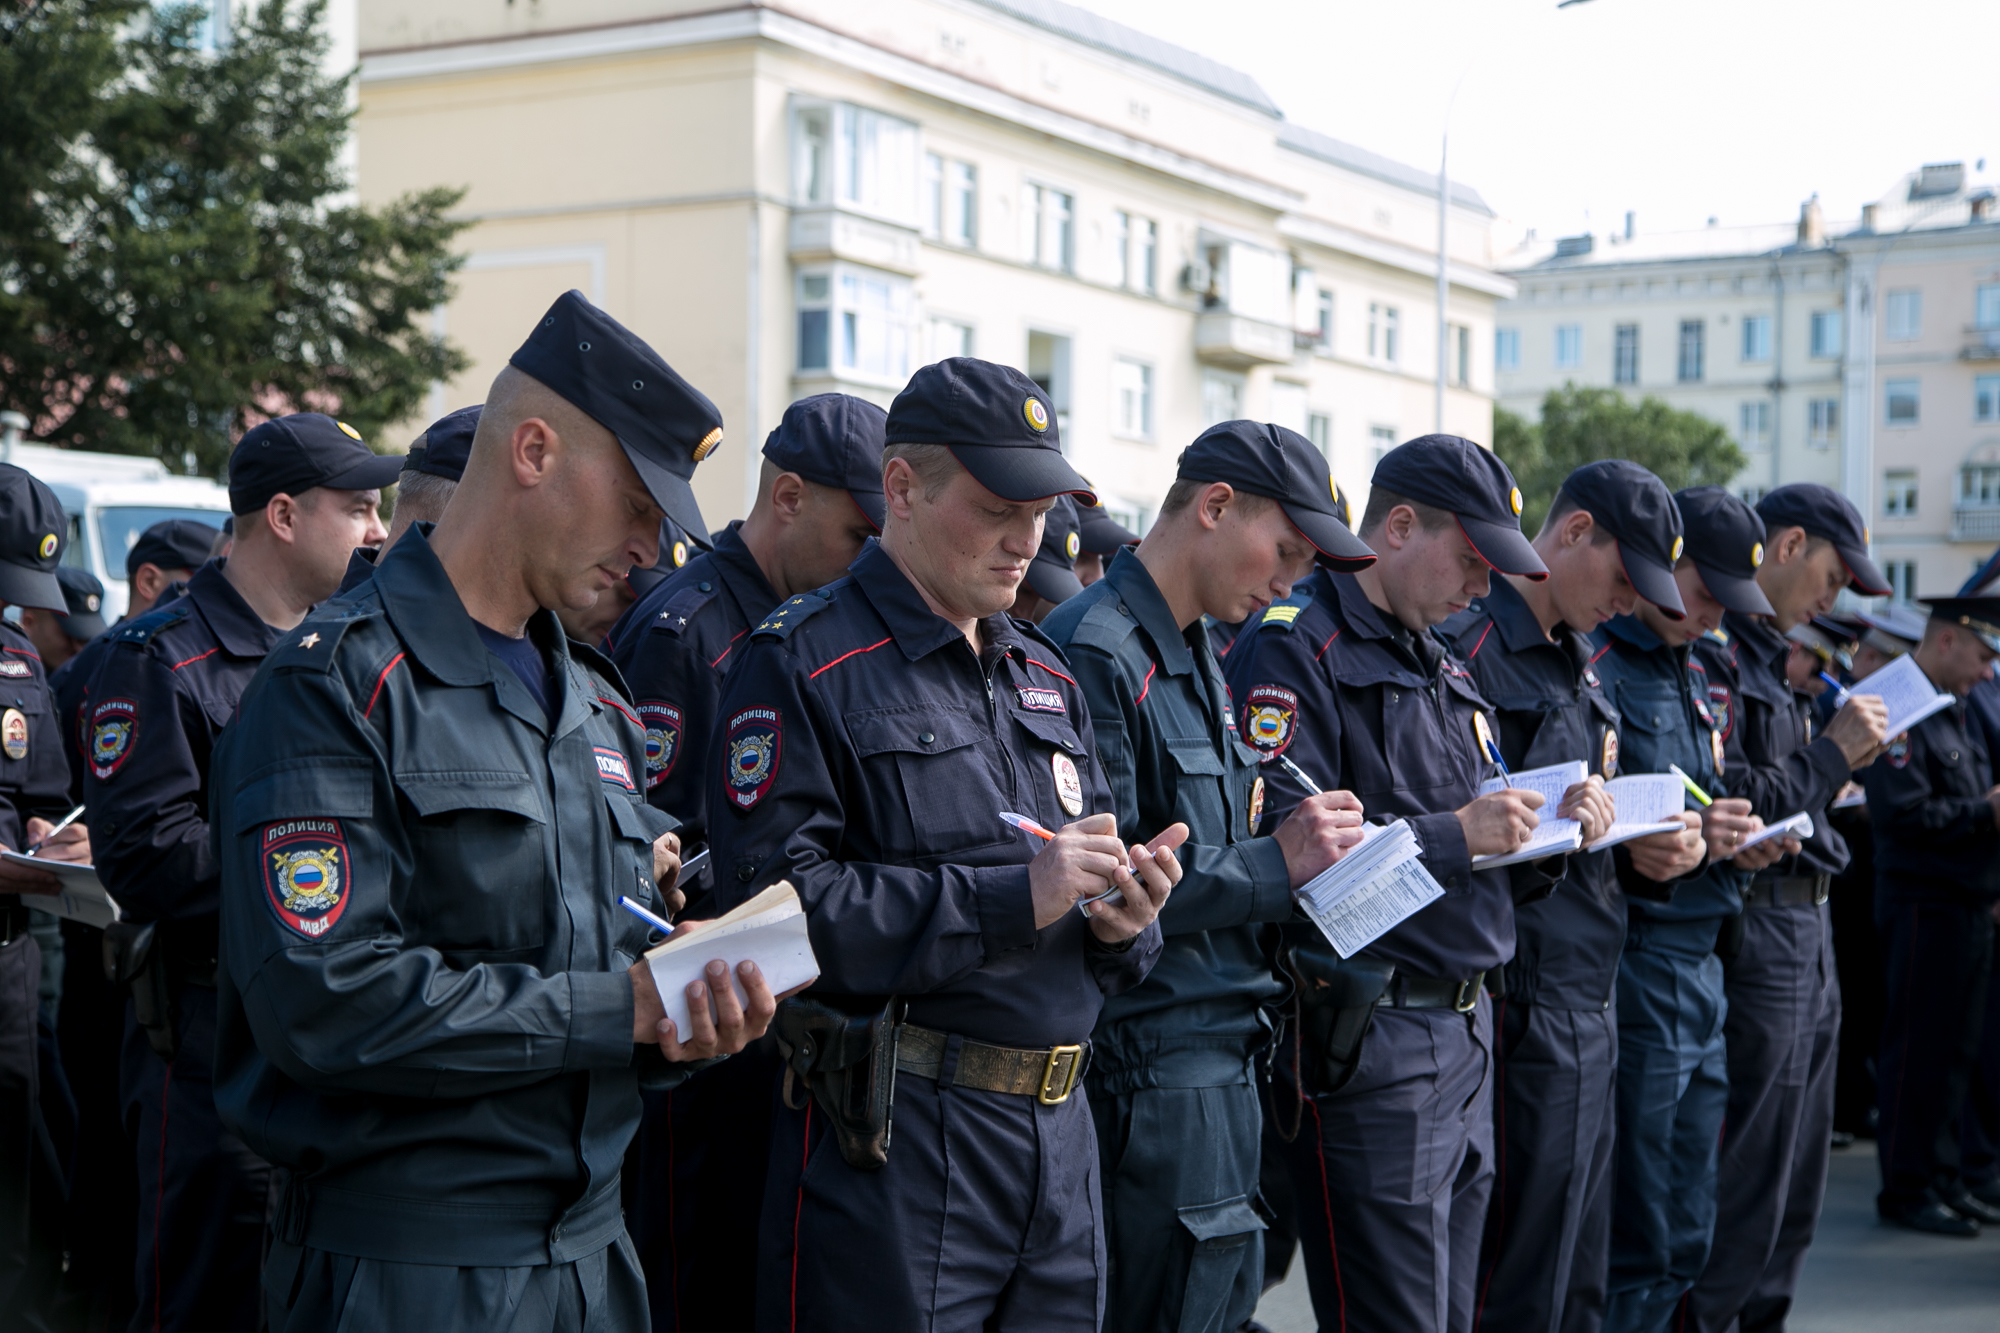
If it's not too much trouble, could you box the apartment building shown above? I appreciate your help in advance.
[355,0,1512,532]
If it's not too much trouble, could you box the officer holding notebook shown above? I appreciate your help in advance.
[1224,434,1551,1333]
[1440,459,1705,1333]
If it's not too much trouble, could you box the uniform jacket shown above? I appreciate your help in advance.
[1863,679,2000,901]
[1041,549,1290,1074]
[1443,577,1623,1008]
[1224,569,1530,981]
[52,581,189,808]
[210,530,684,1269]
[0,622,78,861]
[1694,612,1852,879]
[1590,614,1744,921]
[705,538,1161,1049]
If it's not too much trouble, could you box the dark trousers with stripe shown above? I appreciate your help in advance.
[1473,999,1617,1333]
[1276,1003,1495,1333]
[1961,955,2000,1192]
[121,986,270,1333]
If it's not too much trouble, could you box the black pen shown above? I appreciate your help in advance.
[25,804,84,856]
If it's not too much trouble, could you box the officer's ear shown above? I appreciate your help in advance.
[1197,482,1234,531]
[768,471,809,523]
[882,456,920,521]
[1557,506,1596,551]
[1768,524,1809,566]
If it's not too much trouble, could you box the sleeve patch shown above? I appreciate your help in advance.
[594,746,638,792]
[724,707,782,810]
[88,698,139,780]
[638,702,682,788]
[1244,684,1299,756]
[263,820,351,939]
[1707,686,1733,741]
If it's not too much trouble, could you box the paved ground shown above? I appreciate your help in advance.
[1251,1145,2000,1332]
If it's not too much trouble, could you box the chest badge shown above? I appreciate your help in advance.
[1,708,26,761]
[724,707,782,810]
[1473,711,1496,764]
[88,698,138,781]
[1711,729,1727,775]
[1051,751,1085,817]
[1886,737,1911,768]
[1601,728,1619,778]
[1249,775,1266,836]
[594,746,638,792]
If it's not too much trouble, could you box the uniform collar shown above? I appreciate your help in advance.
[1601,613,1663,653]
[848,538,1006,662]
[184,560,281,658]
[1727,610,1785,667]
[1103,548,1193,676]
[1480,576,1556,654]
[710,521,780,619]
[1324,569,1394,641]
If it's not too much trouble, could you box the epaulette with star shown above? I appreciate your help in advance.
[267,616,363,673]
[113,601,191,645]
[644,583,719,639]
[753,591,831,639]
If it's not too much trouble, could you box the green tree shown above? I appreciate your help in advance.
[1492,384,1747,532]
[0,0,468,474]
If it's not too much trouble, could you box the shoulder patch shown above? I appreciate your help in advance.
[753,592,831,640]
[88,697,139,780]
[637,703,683,787]
[1243,684,1299,756]
[646,583,720,638]
[269,615,362,674]
[723,706,782,809]
[261,819,351,939]
[114,602,192,647]
[1259,591,1313,631]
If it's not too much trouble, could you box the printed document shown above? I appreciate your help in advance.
[1586,774,1690,850]
[1847,653,1953,738]
[1295,821,1447,958]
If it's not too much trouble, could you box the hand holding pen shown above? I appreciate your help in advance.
[1002,811,1183,935]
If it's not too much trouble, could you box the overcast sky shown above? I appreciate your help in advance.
[1077,0,1997,241]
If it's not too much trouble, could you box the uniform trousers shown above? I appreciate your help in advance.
[1276,1003,1495,1333]
[756,1069,1104,1333]
[1873,897,1996,1214]
[56,918,138,1329]
[122,985,271,1333]
[1961,955,2000,1194]
[1604,919,1730,1333]
[1689,903,1839,1333]
[1472,998,1616,1333]
[0,932,67,1332]
[262,1230,649,1333]
[1089,1067,1266,1333]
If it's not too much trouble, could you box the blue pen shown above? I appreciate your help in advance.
[1483,738,1514,786]
[1817,671,1852,706]
[619,895,675,937]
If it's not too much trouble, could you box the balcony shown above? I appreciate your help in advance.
[789,207,920,276]
[1963,326,2000,362]
[1951,504,2000,543]
[1194,311,1295,368]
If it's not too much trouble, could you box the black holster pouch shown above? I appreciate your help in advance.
[1715,910,1748,964]
[1285,946,1395,1093]
[774,995,899,1171]
[103,921,176,1061]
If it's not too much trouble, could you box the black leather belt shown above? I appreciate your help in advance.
[895,1023,1088,1105]
[1383,971,1485,1013]
[1745,875,1830,908]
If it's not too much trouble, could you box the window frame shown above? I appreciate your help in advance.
[1882,469,1918,518]
[1554,323,1582,370]
[1678,319,1705,382]
[1976,374,2000,424]
[1884,377,1920,427]
[1741,314,1772,363]
[1022,181,1077,274]
[1810,309,1843,359]
[1495,327,1521,372]
[1612,323,1639,385]
[1112,355,1155,441]
[793,262,916,385]
[1885,288,1922,342]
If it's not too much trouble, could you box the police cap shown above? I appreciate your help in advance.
[1671,486,1772,617]
[1755,483,1891,597]
[1177,420,1375,571]
[54,565,107,640]
[0,464,67,612]
[884,358,1094,504]
[1025,496,1084,605]
[764,393,889,531]
[1919,597,2000,655]
[403,405,480,483]
[627,516,697,602]
[1076,500,1140,555]
[126,518,220,581]
[1859,604,1925,655]
[1960,547,2000,597]
[1556,461,1686,617]
[1370,434,1547,579]
[228,414,403,516]
[509,289,724,544]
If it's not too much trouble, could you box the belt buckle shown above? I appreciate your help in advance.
[1038,1044,1084,1104]
[1454,978,1480,1014]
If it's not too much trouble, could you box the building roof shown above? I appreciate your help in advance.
[1278,122,1491,216]
[972,0,1281,116]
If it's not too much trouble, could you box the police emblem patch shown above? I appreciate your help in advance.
[1886,737,1911,768]
[1707,686,1733,741]
[1248,775,1266,836]
[638,703,682,788]
[1,708,25,761]
[1244,685,1298,756]
[725,707,781,810]
[1051,751,1084,816]
[594,746,637,792]
[88,698,138,780]
[261,819,350,939]
[1016,686,1066,714]
[0,659,29,678]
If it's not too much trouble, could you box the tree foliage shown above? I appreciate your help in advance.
[1493,385,1748,532]
[0,0,468,474]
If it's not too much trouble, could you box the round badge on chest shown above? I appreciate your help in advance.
[1711,729,1727,775]
[1051,751,1084,817]
[0,708,24,761]
[1248,774,1266,836]
[1473,711,1496,762]
[1601,728,1619,778]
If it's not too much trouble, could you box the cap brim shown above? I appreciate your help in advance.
[1836,543,1892,598]
[0,563,66,613]
[849,488,886,533]
[321,454,408,494]
[1456,515,1549,580]
[1025,555,1084,605]
[1621,549,1686,620]
[57,611,107,640]
[947,445,1097,505]
[1280,503,1377,573]
[1693,562,1776,617]
[620,443,714,551]
[1078,514,1140,553]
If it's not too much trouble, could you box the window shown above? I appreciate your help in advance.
[1739,485,1768,507]
[1113,211,1131,288]
[923,153,943,238]
[1678,320,1705,381]
[1022,183,1075,273]
[794,265,913,382]
[1978,375,2000,423]
[1883,560,1916,604]
[1977,284,2000,331]
[1810,310,1843,358]
[1613,324,1639,385]
[1554,324,1582,369]
[1456,325,1471,386]
[926,316,973,363]
[794,105,832,205]
[1965,465,2000,507]
[1307,412,1332,455]
[796,271,831,371]
[1113,212,1157,292]
[1027,331,1073,440]
[1369,424,1398,466]
[1808,397,1839,448]
[1883,470,1918,517]
[1137,218,1158,294]
[946,161,977,246]
[1368,303,1400,363]
[1201,373,1244,427]
[791,102,920,225]
[1885,377,1920,425]
[1316,290,1334,348]
[1741,315,1771,363]
[1885,288,1921,342]
[1738,400,1771,449]
[1495,327,1521,372]
[1113,357,1153,439]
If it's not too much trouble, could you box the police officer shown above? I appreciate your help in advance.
[335,403,480,595]
[17,565,107,671]
[1589,487,1788,1332]
[0,464,95,1331]
[1041,420,1375,1333]
[83,412,397,1332]
[1008,494,1085,623]
[1074,498,1140,588]
[1441,460,1706,1333]
[610,390,884,1332]
[1862,597,2000,1234]
[707,356,1177,1333]
[212,290,779,1328]
[1225,435,1551,1333]
[1687,484,1891,1333]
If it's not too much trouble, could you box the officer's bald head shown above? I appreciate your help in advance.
[467,367,615,476]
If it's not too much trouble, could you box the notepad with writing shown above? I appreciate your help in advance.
[645,881,820,1038]
[0,853,119,929]
[1472,761,1587,868]
[1585,774,1690,851]
[1730,811,1815,855]
[1847,653,1953,738]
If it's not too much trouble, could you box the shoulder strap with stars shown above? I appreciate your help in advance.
[752,591,832,640]
[644,583,720,639]
[113,601,192,647]
[267,616,363,674]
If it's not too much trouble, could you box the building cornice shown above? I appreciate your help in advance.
[1280,213,1516,299]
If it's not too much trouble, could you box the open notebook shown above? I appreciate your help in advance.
[0,853,118,929]
[1294,821,1447,959]
[645,881,821,1038]
[1846,653,1953,737]
[1472,761,1587,868]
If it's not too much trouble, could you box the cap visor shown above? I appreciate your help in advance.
[0,563,66,613]
[1078,513,1140,553]
[1456,515,1549,580]
[322,454,407,494]
[622,444,714,551]
[57,612,107,640]
[1694,563,1776,617]
[1281,503,1377,572]
[1622,550,1686,620]
[947,445,1097,505]
[849,488,887,533]
[1837,543,1892,598]
[1026,556,1084,605]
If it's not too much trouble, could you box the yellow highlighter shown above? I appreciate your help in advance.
[1667,764,1714,808]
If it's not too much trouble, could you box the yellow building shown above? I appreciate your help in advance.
[358,0,1512,531]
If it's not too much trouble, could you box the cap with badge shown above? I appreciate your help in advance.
[1787,618,1856,671]
[1672,486,1773,617]
[1176,420,1375,571]
[403,405,480,483]
[126,517,220,582]
[510,289,725,548]
[228,414,404,515]
[1920,597,2000,654]
[1555,460,1686,618]
[885,357,1094,504]
[1025,496,1085,604]
[1755,483,1891,597]
[1371,434,1548,579]
[1077,499,1140,555]
[764,393,889,530]
[54,566,108,641]
[628,516,698,602]
[0,464,69,611]
[1859,605,1926,657]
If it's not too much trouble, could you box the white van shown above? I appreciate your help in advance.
[3,442,230,622]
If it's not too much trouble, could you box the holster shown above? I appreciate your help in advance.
[1715,910,1748,963]
[1285,945,1395,1093]
[774,995,899,1171]
[103,920,177,1061]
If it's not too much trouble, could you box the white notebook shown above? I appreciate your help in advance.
[645,881,820,1038]
[1585,773,1690,851]
[1729,811,1815,855]
[1294,821,1447,959]
[0,853,119,929]
[1472,761,1587,868]
[1846,653,1953,738]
